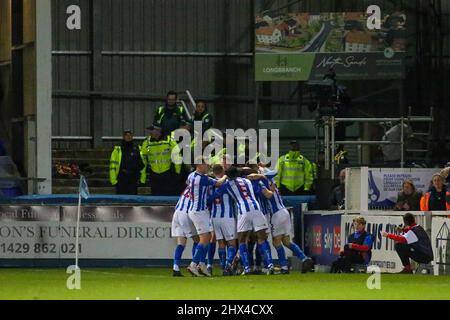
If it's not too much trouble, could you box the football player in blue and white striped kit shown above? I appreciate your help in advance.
[262,169,314,274]
[171,182,199,277]
[187,159,227,277]
[243,166,273,274]
[210,164,238,276]
[208,166,274,275]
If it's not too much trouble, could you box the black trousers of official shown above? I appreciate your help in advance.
[148,170,180,196]
[395,243,432,267]
[116,175,139,195]
[279,185,312,196]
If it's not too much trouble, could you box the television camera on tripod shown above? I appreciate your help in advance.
[307,68,352,119]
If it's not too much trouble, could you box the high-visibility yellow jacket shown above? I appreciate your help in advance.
[275,152,314,192]
[311,162,318,180]
[207,148,226,166]
[154,106,186,127]
[141,136,181,175]
[109,146,146,186]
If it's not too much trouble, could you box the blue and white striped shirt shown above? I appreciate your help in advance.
[212,178,261,215]
[210,186,236,219]
[251,179,270,215]
[175,186,192,213]
[188,171,217,212]
[266,178,286,214]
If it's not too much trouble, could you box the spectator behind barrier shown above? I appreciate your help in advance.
[329,169,346,210]
[382,213,433,274]
[394,179,422,211]
[420,174,450,211]
[331,217,373,273]
[440,165,450,186]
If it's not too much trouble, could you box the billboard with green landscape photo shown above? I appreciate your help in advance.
[255,5,407,81]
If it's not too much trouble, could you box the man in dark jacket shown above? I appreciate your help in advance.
[382,213,434,274]
[329,169,346,210]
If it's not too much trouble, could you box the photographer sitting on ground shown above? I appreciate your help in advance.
[382,213,433,274]
[331,217,373,273]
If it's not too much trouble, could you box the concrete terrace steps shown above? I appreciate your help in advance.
[53,178,114,188]
[53,158,110,165]
[52,149,118,194]
[52,149,114,159]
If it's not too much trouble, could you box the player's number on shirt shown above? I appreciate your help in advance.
[238,183,250,199]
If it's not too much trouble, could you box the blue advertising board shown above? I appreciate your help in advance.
[304,213,343,265]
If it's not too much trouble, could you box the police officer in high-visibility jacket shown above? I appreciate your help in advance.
[141,126,181,196]
[210,135,248,165]
[153,91,190,138]
[110,130,146,195]
[275,140,314,196]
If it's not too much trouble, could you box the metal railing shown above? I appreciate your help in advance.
[325,113,434,178]
[52,90,198,144]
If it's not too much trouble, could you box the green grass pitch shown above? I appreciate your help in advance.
[1,268,450,300]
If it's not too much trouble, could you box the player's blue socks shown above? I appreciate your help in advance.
[200,244,209,264]
[289,243,306,261]
[226,246,236,267]
[173,245,185,270]
[275,245,288,268]
[192,243,206,265]
[208,242,216,266]
[260,241,274,268]
[192,242,198,258]
[255,244,264,268]
[247,242,255,267]
[239,244,250,269]
[218,247,227,269]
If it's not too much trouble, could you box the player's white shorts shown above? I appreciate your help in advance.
[237,210,269,233]
[212,217,237,241]
[188,210,213,235]
[271,208,292,237]
[171,210,197,238]
[264,214,271,235]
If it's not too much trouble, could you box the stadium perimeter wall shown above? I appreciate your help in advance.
[0,196,313,268]
[303,167,450,274]
[304,211,449,275]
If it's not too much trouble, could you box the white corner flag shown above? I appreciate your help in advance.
[79,175,90,200]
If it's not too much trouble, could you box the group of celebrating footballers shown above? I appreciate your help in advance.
[171,155,314,277]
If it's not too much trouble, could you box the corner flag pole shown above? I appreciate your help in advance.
[75,190,82,269]
[75,175,90,269]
